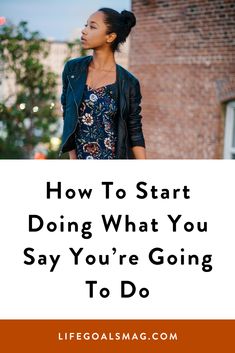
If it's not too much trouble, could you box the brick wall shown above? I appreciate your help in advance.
[129,0,235,158]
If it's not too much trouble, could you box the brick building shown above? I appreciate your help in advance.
[129,0,235,158]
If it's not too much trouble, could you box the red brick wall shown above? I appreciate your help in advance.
[129,0,235,158]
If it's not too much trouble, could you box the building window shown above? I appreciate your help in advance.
[224,101,235,159]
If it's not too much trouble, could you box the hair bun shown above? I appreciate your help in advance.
[121,10,136,29]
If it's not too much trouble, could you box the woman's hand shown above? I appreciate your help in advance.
[132,146,146,159]
[69,149,77,159]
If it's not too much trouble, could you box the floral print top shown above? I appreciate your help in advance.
[75,82,118,159]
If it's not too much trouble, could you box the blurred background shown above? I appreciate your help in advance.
[0,0,235,159]
[0,0,130,159]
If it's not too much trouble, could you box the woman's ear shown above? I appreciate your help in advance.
[107,32,117,43]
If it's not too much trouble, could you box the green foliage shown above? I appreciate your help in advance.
[63,37,88,64]
[0,20,59,158]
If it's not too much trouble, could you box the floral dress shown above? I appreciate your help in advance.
[74,82,118,159]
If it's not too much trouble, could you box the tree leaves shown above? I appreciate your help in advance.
[0,21,60,158]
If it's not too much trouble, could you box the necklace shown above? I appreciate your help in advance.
[87,62,116,101]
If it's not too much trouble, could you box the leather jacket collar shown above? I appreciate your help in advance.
[59,55,145,159]
[66,55,126,119]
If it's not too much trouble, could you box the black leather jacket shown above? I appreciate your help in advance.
[58,55,145,158]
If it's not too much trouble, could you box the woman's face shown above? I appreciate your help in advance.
[81,11,116,51]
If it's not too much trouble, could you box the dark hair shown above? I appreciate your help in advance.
[98,7,136,53]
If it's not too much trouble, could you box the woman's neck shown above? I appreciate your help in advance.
[91,50,116,71]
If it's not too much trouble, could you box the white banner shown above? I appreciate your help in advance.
[0,160,234,319]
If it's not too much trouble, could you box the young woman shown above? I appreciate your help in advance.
[59,7,146,159]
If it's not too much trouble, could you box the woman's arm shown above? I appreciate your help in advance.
[69,149,77,159]
[132,146,146,159]
[127,79,146,159]
[60,62,69,120]
[61,62,76,160]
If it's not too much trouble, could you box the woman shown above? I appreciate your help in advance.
[59,7,146,159]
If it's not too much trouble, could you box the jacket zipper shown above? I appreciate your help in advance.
[58,76,81,158]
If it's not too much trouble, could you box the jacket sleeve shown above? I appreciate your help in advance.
[60,61,69,120]
[127,79,146,148]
